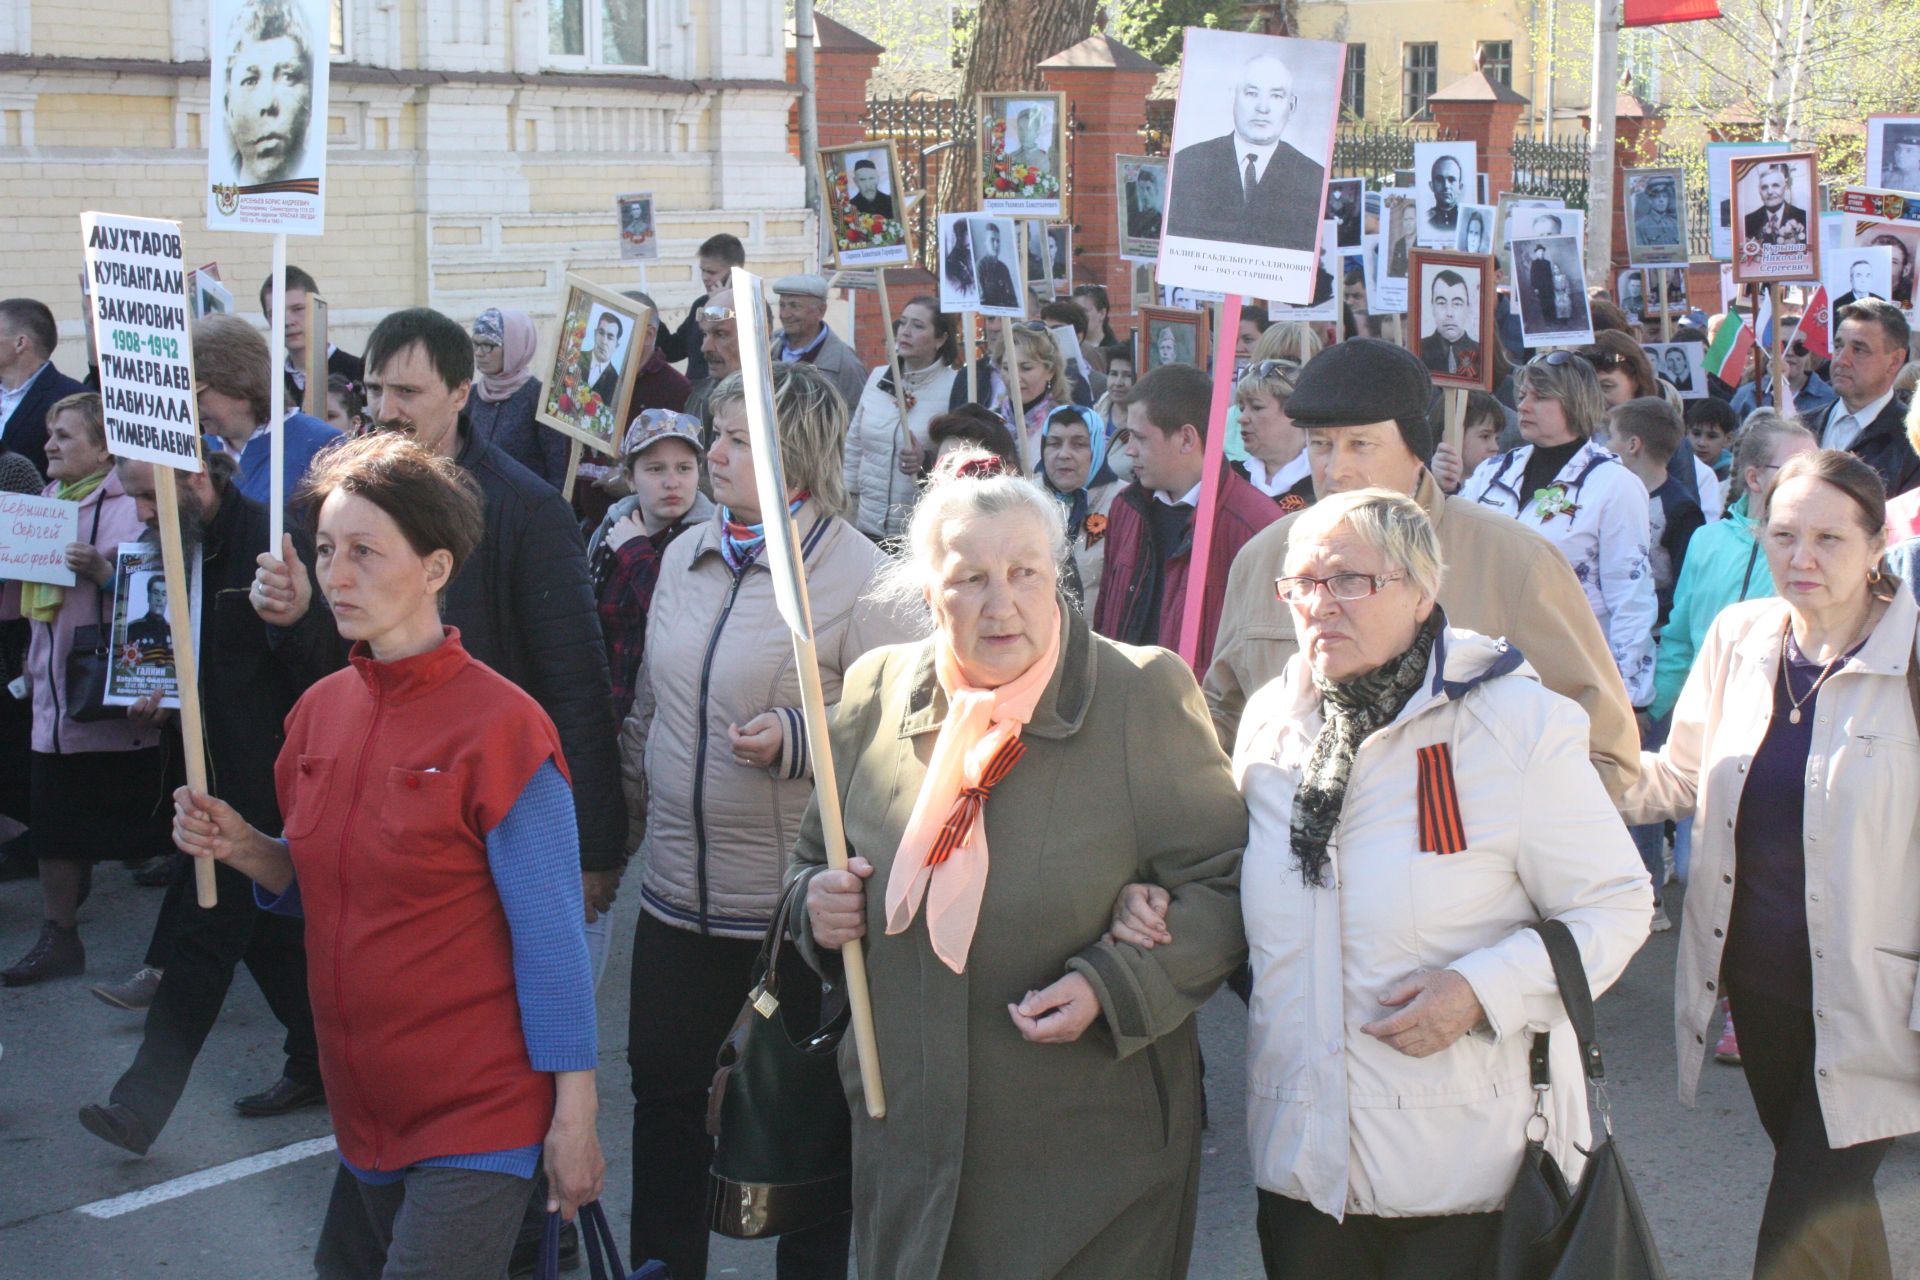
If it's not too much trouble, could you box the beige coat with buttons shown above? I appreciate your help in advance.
[1623,592,1920,1147]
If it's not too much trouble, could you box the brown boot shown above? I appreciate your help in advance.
[2,921,85,986]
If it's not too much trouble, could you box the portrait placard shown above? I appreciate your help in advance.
[617,192,659,261]
[1413,141,1477,250]
[1373,195,1413,314]
[1824,244,1895,311]
[1326,177,1364,248]
[535,274,653,456]
[1842,213,1919,313]
[1707,140,1784,261]
[1453,203,1496,255]
[1139,305,1209,372]
[818,141,911,268]
[1024,221,1055,302]
[1157,28,1346,303]
[1624,166,1689,268]
[206,0,330,234]
[1130,260,1157,307]
[1731,152,1819,283]
[1866,116,1920,195]
[189,270,234,319]
[104,541,202,709]
[1047,223,1073,292]
[1510,233,1593,348]
[1494,193,1562,280]
[81,213,203,472]
[977,92,1066,217]
[1272,219,1340,322]
[1502,206,1583,292]
[1116,154,1166,261]
[937,213,1026,318]
[1643,342,1707,399]
[0,494,79,587]
[1616,268,1648,321]
[1407,250,1495,390]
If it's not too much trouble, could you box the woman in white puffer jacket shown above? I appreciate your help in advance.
[843,295,960,541]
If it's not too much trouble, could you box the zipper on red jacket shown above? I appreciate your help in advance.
[332,681,386,1168]
[690,567,749,934]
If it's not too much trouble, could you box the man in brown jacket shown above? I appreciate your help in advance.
[1203,339,1640,801]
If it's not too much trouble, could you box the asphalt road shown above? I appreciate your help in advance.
[1,868,1913,1279]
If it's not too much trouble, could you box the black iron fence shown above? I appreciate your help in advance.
[1510,134,1591,208]
[1653,143,1716,260]
[1141,109,1460,191]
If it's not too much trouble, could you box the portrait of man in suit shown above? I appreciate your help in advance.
[848,157,894,218]
[1660,346,1695,392]
[1418,268,1480,380]
[1327,178,1362,247]
[1833,257,1886,311]
[577,310,625,406]
[1744,163,1808,246]
[975,222,1020,309]
[1164,50,1326,252]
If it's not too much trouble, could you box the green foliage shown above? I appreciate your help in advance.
[1109,0,1232,68]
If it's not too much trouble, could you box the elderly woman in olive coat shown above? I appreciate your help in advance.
[795,451,1249,1279]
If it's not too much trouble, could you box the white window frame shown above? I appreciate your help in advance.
[330,0,352,61]
[544,0,657,72]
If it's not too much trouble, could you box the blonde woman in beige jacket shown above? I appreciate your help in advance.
[1624,449,1920,1280]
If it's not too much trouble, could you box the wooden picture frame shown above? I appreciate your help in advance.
[535,273,654,457]
[303,295,329,416]
[1407,249,1496,391]
[977,90,1066,217]
[1623,165,1689,269]
[1138,304,1210,373]
[817,139,913,269]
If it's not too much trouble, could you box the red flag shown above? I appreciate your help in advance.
[1624,0,1721,26]
[1797,286,1832,361]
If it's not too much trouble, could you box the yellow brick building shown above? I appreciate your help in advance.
[0,0,814,373]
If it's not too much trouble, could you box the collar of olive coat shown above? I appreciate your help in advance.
[896,594,1097,742]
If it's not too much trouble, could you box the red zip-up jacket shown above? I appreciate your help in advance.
[274,630,569,1171]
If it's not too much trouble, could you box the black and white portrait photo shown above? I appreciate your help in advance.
[938,213,1024,317]
[1617,269,1647,320]
[1511,234,1593,348]
[1413,141,1477,250]
[1454,203,1496,255]
[1327,177,1364,248]
[1139,305,1208,372]
[1408,251,1494,390]
[1024,221,1054,301]
[1644,342,1708,399]
[1271,219,1341,322]
[845,150,894,217]
[207,0,330,232]
[1048,223,1073,292]
[819,141,910,268]
[1866,117,1920,195]
[1624,166,1688,268]
[1158,29,1345,302]
[1116,154,1167,259]
[1494,193,1562,277]
[1828,245,1894,311]
[1732,153,1819,284]
[617,192,657,261]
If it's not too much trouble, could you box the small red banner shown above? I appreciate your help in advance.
[1623,0,1721,27]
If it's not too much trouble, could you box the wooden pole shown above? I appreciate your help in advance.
[1444,386,1467,458]
[1000,322,1032,477]
[875,271,916,454]
[1659,270,1674,343]
[1769,283,1787,413]
[964,312,979,404]
[1174,294,1243,671]
[561,438,583,503]
[268,233,287,553]
[155,466,216,910]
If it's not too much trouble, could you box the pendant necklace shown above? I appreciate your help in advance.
[1782,628,1857,724]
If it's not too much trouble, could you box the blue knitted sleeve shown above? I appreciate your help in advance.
[486,758,598,1072]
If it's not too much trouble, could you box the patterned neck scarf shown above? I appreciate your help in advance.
[719,493,808,574]
[1290,612,1441,888]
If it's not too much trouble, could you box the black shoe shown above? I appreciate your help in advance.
[79,1102,154,1156]
[233,1075,327,1116]
[507,1218,580,1277]
[2,921,85,986]
[132,854,180,887]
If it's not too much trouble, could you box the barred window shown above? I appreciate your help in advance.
[1342,45,1367,119]
[1478,40,1513,87]
[1402,43,1438,122]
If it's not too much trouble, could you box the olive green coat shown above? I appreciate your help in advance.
[790,605,1249,1279]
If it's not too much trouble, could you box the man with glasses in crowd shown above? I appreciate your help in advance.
[1729,313,1838,420]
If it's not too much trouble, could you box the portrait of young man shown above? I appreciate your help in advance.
[1418,266,1481,381]
[1003,103,1054,175]
[1128,164,1165,240]
[973,220,1020,310]
[219,0,316,186]
[578,310,626,406]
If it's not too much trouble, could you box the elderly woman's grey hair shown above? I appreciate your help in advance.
[1514,351,1609,441]
[1283,487,1445,602]
[707,363,849,518]
[870,450,1069,609]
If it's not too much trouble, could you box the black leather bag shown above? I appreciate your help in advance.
[1485,919,1669,1280]
[705,875,852,1240]
[64,499,125,724]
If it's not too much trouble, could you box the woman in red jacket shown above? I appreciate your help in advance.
[172,434,603,1278]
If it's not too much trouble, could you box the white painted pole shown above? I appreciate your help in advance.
[269,233,287,551]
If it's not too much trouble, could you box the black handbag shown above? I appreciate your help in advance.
[1485,919,1669,1280]
[705,875,853,1239]
[64,498,125,724]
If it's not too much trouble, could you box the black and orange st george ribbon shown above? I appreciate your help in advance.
[1415,742,1468,855]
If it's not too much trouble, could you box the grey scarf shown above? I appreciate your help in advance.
[1290,613,1442,887]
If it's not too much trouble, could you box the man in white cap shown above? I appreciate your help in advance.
[770,273,867,411]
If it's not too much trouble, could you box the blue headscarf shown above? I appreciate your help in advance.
[1039,404,1110,538]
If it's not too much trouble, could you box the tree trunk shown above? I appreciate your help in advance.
[936,0,1101,220]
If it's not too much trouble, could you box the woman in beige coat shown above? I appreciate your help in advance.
[1625,449,1920,1279]
[798,450,1248,1279]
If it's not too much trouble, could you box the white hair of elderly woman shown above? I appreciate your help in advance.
[1284,487,1446,601]
[871,449,1069,608]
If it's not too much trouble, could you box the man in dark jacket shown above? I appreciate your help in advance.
[1806,299,1919,496]
[0,297,88,476]
[78,452,332,1155]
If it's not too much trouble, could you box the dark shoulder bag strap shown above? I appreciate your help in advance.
[1527,918,1605,1088]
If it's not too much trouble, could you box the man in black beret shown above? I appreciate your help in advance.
[1201,338,1640,806]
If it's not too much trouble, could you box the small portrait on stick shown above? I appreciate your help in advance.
[1408,250,1495,390]
[536,275,654,456]
[1624,166,1689,268]
[1731,153,1820,284]
[978,92,1066,217]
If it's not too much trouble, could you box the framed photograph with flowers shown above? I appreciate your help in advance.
[1138,304,1209,373]
[535,273,653,457]
[977,91,1066,217]
[817,141,913,268]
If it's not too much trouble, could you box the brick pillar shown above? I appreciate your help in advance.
[1427,70,1530,205]
[1039,35,1163,346]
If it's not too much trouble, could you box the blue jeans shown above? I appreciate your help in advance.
[1630,713,1671,905]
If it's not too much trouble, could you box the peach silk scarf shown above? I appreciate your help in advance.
[883,603,1063,973]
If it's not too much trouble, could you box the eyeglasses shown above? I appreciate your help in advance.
[1011,321,1050,334]
[1582,348,1630,371]
[471,339,500,354]
[1246,359,1302,381]
[695,306,736,325]
[1786,341,1812,357]
[1275,572,1404,603]
[1529,350,1591,369]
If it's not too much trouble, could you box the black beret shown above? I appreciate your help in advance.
[1284,337,1435,462]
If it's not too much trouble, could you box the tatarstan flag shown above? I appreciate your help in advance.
[1703,312,1755,382]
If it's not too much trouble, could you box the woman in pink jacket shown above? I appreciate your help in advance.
[2,392,168,985]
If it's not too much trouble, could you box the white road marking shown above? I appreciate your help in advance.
[74,1135,338,1219]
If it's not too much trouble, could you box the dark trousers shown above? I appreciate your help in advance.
[313,1161,530,1279]
[627,910,850,1280]
[110,859,319,1136]
[1725,978,1894,1280]
[1256,1190,1501,1280]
